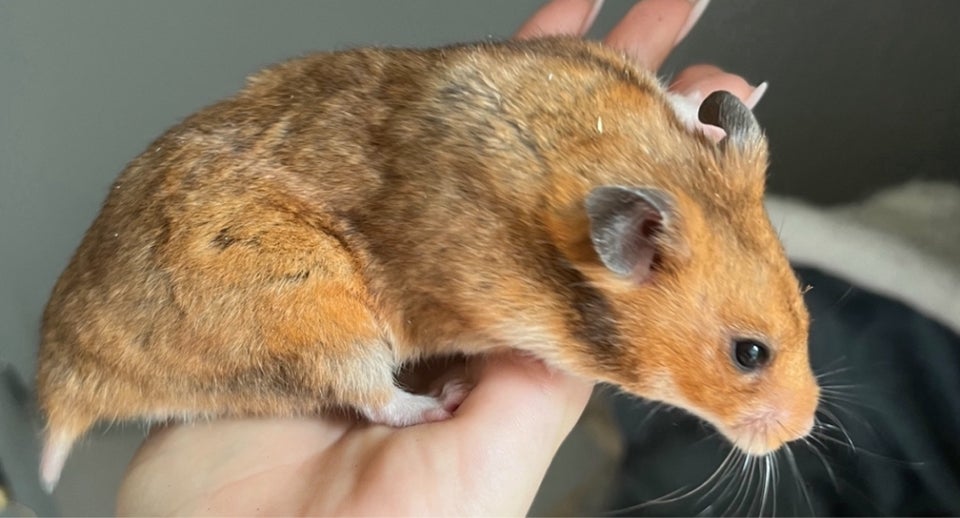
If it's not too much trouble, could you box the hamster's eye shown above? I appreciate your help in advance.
[732,339,770,371]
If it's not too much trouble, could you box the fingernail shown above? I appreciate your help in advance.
[674,0,711,45]
[580,0,605,35]
[745,81,769,109]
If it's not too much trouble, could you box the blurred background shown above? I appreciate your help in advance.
[1,1,958,515]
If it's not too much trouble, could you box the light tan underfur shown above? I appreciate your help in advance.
[37,37,818,486]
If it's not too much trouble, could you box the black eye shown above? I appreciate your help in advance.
[732,339,770,371]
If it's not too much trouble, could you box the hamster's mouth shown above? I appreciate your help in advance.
[721,410,815,456]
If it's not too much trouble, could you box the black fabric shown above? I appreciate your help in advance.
[606,266,960,516]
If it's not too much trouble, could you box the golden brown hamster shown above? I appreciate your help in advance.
[36,37,819,490]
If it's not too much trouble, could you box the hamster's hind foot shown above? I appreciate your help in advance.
[362,379,471,427]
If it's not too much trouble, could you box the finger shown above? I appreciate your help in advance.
[671,64,768,111]
[669,64,757,104]
[453,353,593,443]
[667,65,767,141]
[515,0,604,39]
[675,0,710,45]
[604,0,700,70]
[424,354,593,512]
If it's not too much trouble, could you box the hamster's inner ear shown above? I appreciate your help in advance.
[585,186,682,281]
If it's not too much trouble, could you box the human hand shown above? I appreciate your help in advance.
[117,2,763,515]
[516,0,766,115]
[117,354,589,515]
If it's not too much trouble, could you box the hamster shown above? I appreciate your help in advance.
[36,37,819,490]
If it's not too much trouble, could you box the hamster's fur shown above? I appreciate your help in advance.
[37,37,818,490]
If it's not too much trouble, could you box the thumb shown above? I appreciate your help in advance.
[433,353,594,513]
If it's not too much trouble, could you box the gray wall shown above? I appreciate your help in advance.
[1,1,957,515]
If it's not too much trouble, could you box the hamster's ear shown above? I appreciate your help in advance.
[698,90,763,150]
[585,186,683,280]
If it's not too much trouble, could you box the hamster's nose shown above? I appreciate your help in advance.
[728,394,818,454]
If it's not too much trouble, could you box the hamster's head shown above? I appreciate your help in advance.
[574,91,818,456]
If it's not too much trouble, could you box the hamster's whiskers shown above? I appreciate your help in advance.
[813,354,852,380]
[783,444,816,516]
[604,443,790,517]
[601,446,738,515]
[602,376,901,517]
[813,405,924,468]
[800,421,840,491]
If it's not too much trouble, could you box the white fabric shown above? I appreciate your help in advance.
[767,180,960,334]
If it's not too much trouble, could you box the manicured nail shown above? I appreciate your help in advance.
[745,81,769,109]
[580,0,605,34]
[674,0,711,44]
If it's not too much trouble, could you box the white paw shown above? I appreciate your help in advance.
[362,390,452,427]
[362,379,474,427]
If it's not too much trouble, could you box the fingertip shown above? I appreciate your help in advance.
[669,64,755,103]
[745,81,769,109]
[582,0,606,35]
[674,0,711,45]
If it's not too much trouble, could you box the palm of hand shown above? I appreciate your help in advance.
[120,356,587,515]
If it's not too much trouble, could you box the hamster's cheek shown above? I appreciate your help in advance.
[639,363,724,423]
[636,368,682,402]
